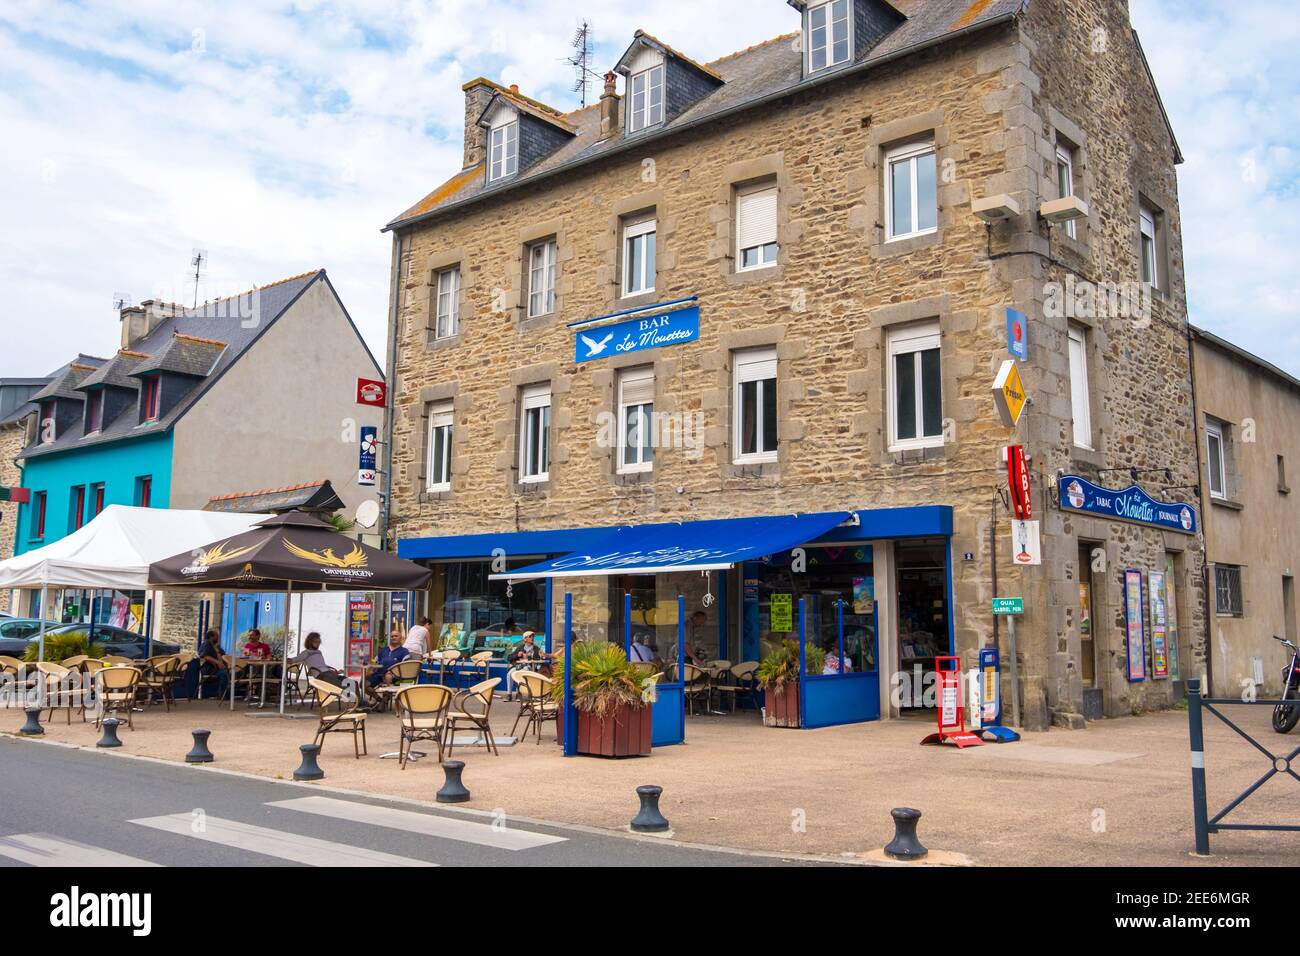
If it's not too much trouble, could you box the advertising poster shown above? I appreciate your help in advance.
[852,577,873,614]
[770,593,793,633]
[1165,558,1181,680]
[1124,569,1147,682]
[1149,570,1169,679]
[110,596,129,628]
[1011,519,1042,566]
[347,598,373,680]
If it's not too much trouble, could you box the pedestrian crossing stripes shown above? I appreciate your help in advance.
[128,813,435,867]
[267,796,568,851]
[0,833,160,868]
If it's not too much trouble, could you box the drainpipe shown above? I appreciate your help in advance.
[380,230,404,560]
[1187,326,1214,696]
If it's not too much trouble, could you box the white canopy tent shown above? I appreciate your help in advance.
[0,505,269,658]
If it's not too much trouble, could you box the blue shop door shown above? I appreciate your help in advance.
[222,594,285,647]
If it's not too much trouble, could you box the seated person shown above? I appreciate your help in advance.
[290,632,361,702]
[366,631,411,698]
[243,628,272,659]
[506,630,551,697]
[629,633,655,663]
[193,629,230,699]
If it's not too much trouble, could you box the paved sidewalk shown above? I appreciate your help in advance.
[3,696,1296,866]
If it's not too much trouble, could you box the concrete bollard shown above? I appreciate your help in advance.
[436,760,470,803]
[883,807,928,860]
[185,729,214,764]
[631,785,670,832]
[19,706,44,736]
[96,718,123,748]
[293,744,325,781]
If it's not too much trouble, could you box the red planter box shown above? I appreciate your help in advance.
[764,683,801,728]
[575,702,652,758]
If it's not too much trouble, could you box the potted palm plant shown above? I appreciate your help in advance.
[757,640,825,728]
[552,641,658,757]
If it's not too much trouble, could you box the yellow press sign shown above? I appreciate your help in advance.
[992,360,1027,428]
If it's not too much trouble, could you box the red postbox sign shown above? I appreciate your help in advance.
[1007,444,1032,520]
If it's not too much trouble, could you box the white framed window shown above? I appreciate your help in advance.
[527,238,557,317]
[1206,420,1227,500]
[519,384,551,482]
[434,266,460,339]
[1067,324,1092,450]
[733,347,778,464]
[885,141,938,241]
[736,183,779,272]
[627,65,665,133]
[488,121,518,182]
[1056,143,1078,240]
[617,366,655,474]
[806,0,851,73]
[1140,204,1160,287]
[622,217,656,296]
[886,321,943,451]
[426,402,453,492]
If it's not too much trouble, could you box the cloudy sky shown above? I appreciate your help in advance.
[1,1,1296,378]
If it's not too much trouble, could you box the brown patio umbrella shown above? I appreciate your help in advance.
[148,510,431,712]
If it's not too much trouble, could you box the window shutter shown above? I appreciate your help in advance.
[620,367,655,406]
[737,187,778,251]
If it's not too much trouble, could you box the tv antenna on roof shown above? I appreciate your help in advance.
[190,248,207,308]
[567,20,602,107]
[112,293,133,311]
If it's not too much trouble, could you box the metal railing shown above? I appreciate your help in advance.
[1187,678,1300,854]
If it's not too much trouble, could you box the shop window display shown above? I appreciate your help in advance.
[433,561,546,659]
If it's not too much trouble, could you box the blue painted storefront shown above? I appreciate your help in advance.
[401,505,954,748]
[13,431,174,555]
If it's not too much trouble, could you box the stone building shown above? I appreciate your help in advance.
[1191,328,1300,698]
[382,0,1205,730]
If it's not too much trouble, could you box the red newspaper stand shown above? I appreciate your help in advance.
[920,656,984,748]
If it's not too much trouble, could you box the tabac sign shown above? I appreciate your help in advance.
[1058,474,1198,535]
[574,305,700,363]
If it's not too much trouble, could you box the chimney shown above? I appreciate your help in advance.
[119,304,146,350]
[461,79,497,170]
[599,72,621,139]
[121,299,181,349]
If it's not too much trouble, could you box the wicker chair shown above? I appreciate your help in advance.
[35,661,89,725]
[462,651,495,686]
[139,655,183,711]
[447,678,501,757]
[95,666,142,730]
[436,649,462,686]
[714,661,761,712]
[309,677,368,758]
[673,663,712,715]
[395,684,453,769]
[510,671,558,744]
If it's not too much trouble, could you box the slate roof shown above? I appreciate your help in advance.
[203,479,346,515]
[18,270,323,459]
[30,360,106,402]
[129,333,227,378]
[0,356,104,428]
[76,350,148,391]
[386,0,1026,231]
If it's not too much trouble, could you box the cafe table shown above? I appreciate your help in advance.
[237,657,281,709]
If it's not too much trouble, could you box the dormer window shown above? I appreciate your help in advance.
[39,400,56,444]
[142,377,161,422]
[806,0,852,73]
[627,65,665,133]
[85,390,104,435]
[488,121,518,182]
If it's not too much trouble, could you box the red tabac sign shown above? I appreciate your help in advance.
[1007,444,1032,520]
[356,378,386,407]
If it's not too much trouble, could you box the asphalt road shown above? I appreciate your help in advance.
[0,737,801,867]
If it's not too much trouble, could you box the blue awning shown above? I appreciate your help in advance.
[489,511,853,581]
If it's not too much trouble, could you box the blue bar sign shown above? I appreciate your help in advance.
[575,306,700,363]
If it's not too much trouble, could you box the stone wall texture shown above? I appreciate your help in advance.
[0,422,23,614]
[388,0,1205,729]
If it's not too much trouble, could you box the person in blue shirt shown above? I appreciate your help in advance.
[366,629,411,701]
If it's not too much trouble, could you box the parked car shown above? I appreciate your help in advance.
[27,623,181,660]
[0,618,46,656]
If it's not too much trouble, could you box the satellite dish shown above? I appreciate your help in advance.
[355,499,380,530]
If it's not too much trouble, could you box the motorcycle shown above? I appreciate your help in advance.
[1271,635,1300,734]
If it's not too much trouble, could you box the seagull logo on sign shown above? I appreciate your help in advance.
[579,332,614,358]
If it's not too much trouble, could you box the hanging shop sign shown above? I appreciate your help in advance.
[574,305,700,363]
[356,377,386,407]
[1005,307,1029,361]
[1124,569,1147,683]
[358,426,378,486]
[992,360,1027,428]
[1010,519,1041,566]
[1006,444,1032,519]
[1058,474,1197,535]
